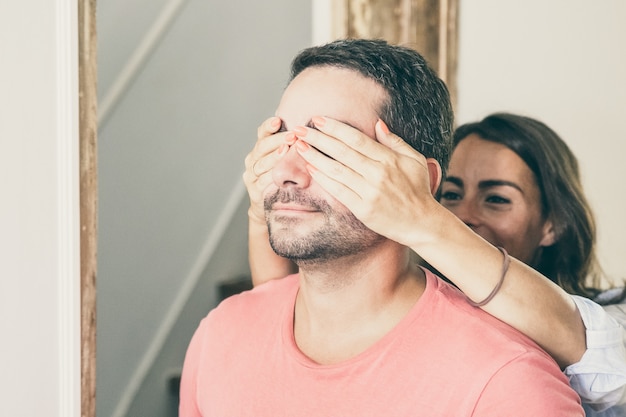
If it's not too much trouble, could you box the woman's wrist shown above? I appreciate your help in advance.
[404,201,456,253]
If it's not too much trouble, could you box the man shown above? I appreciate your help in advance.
[179,39,583,416]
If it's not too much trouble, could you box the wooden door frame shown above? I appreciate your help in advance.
[79,0,97,416]
[328,0,458,108]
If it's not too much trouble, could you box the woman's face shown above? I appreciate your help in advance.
[440,134,555,265]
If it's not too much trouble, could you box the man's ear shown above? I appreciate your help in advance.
[426,158,442,196]
[539,220,556,248]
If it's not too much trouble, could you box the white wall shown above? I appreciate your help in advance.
[456,0,626,285]
[0,1,81,417]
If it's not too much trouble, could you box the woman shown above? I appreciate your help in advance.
[444,114,620,300]
[243,112,626,414]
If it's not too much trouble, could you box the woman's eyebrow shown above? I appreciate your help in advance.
[444,176,524,193]
[478,179,524,193]
[444,176,463,187]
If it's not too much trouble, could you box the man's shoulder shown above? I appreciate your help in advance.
[422,272,583,415]
[472,348,584,416]
[424,270,550,354]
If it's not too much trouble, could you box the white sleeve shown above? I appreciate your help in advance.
[564,295,626,412]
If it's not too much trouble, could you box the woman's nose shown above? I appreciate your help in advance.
[450,199,480,228]
[272,143,312,189]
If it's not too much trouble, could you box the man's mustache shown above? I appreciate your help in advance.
[264,189,328,212]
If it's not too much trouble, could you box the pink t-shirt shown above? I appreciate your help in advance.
[180,269,583,416]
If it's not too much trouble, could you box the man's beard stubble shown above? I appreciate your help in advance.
[264,188,384,265]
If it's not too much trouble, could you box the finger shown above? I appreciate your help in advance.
[243,145,284,222]
[245,124,291,173]
[293,126,374,179]
[310,116,390,162]
[375,119,426,160]
[293,124,397,206]
[294,139,361,181]
[253,168,276,194]
[305,157,386,225]
[242,167,273,200]
[305,161,364,213]
[294,139,374,206]
[245,139,289,177]
[253,118,290,156]
[257,116,282,138]
[248,116,288,170]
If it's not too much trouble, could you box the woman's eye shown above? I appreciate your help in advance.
[440,190,462,201]
[485,195,510,204]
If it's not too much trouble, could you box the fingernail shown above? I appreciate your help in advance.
[295,140,310,152]
[312,116,325,127]
[285,132,297,144]
[377,119,390,135]
[293,126,307,137]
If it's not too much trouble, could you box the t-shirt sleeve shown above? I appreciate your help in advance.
[565,295,626,411]
[178,318,207,417]
[472,351,584,417]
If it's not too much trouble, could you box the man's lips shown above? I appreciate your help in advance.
[271,203,318,213]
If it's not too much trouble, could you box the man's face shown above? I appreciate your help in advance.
[265,66,387,264]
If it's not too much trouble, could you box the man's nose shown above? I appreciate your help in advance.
[272,143,312,189]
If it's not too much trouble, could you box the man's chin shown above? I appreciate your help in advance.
[268,219,325,240]
[269,237,322,262]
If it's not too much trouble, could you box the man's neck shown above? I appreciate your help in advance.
[293,243,426,365]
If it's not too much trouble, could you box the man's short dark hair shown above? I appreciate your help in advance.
[290,38,453,175]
